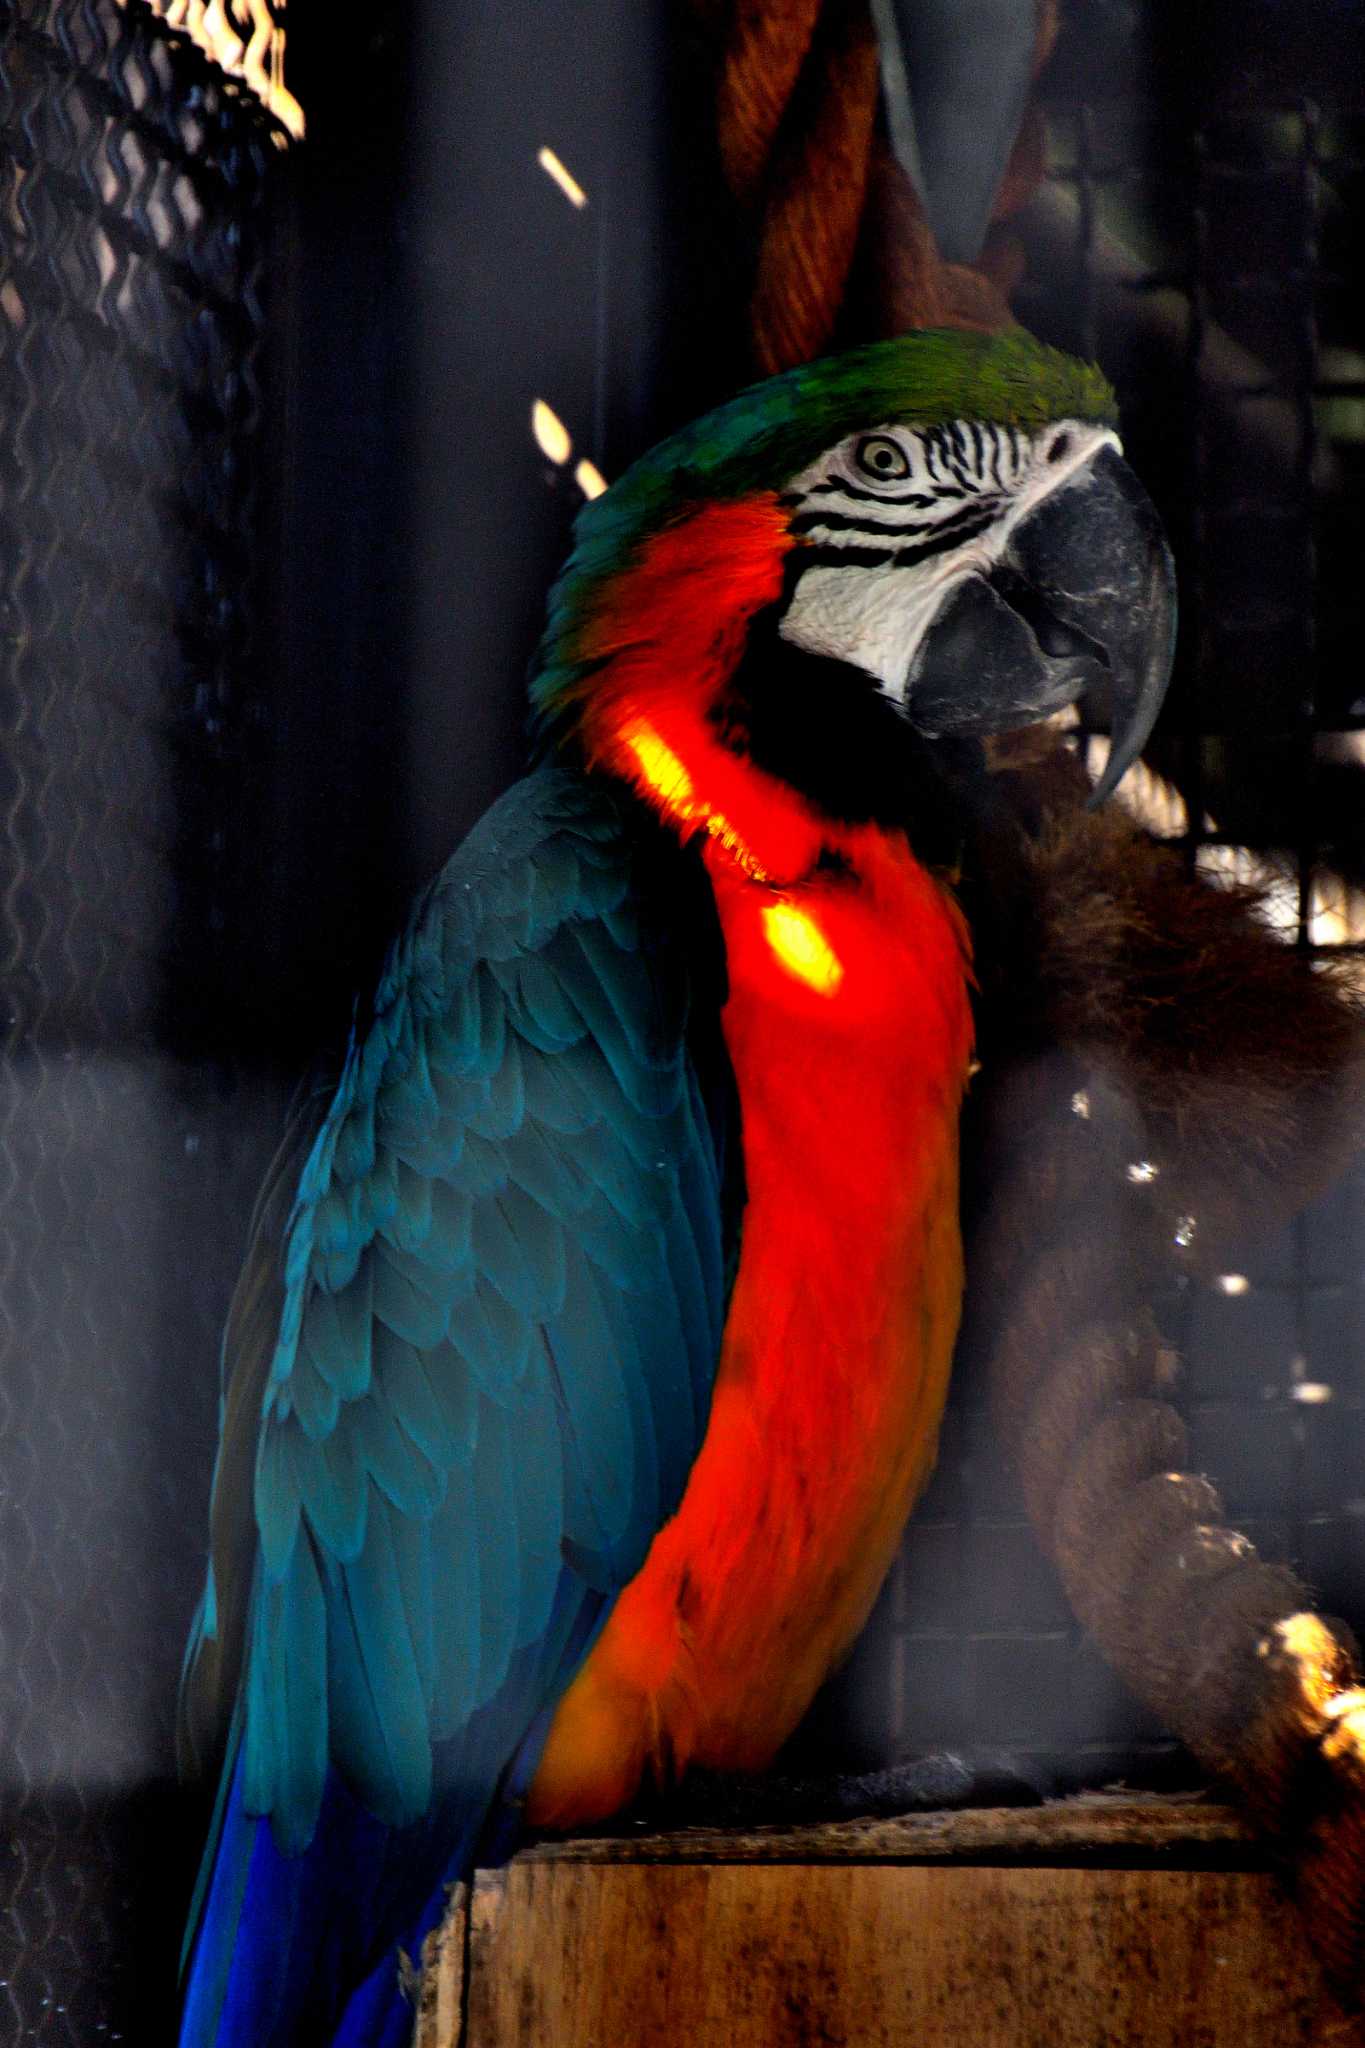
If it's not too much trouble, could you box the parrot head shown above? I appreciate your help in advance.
[533,330,1175,859]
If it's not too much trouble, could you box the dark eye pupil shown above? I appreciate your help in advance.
[1049,430,1073,465]
[857,436,906,479]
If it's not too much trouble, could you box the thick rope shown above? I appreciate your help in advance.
[968,1055,1365,1996]
[693,0,1058,373]
[960,756,1365,1999]
[687,2,1365,2001]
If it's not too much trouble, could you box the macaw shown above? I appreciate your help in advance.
[176,327,1175,2048]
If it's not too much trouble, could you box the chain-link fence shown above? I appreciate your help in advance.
[0,4,286,2036]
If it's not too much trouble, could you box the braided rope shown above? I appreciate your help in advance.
[693,0,1058,372]
[961,789,1365,2000]
[687,4,1365,2000]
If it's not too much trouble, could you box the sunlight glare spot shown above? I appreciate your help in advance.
[762,902,844,997]
[118,0,304,138]
[615,719,773,883]
[537,147,588,209]
[576,458,608,499]
[532,400,572,465]
[622,722,695,813]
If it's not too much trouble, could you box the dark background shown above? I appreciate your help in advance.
[1,0,1364,2037]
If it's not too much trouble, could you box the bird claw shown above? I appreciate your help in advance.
[633,1749,1056,1833]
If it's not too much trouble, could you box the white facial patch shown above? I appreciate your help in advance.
[778,417,1120,698]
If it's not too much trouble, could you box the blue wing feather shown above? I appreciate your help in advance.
[178,764,737,2047]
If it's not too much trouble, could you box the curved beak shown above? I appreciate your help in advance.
[902,446,1177,805]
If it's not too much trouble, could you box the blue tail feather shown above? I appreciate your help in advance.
[179,1577,609,2048]
[328,1582,610,2048]
[180,1751,391,2048]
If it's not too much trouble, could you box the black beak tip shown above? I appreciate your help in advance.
[1086,737,1139,810]
[901,444,1177,796]
[1084,533,1178,809]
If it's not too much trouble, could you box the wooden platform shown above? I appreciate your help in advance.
[413,1796,1365,2047]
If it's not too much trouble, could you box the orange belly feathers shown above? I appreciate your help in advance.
[527,822,974,1828]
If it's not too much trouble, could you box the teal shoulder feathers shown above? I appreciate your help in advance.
[178,764,734,2047]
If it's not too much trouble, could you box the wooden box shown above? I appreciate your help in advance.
[414,1796,1365,2046]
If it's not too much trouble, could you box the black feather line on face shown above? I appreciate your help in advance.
[793,506,1000,573]
[708,563,978,860]
[788,508,937,537]
[806,479,938,507]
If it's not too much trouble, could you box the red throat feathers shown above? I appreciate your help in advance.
[527,499,976,1827]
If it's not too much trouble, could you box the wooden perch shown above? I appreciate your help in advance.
[414,1796,1365,2047]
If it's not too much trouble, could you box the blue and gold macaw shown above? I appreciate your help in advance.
[177,330,1174,2046]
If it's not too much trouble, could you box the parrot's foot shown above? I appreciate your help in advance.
[637,1750,1056,1833]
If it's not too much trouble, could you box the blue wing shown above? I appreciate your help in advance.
[177,763,735,2048]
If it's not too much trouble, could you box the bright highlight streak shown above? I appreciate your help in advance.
[617,719,772,882]
[120,0,304,139]
[1217,1274,1250,1296]
[762,902,844,996]
[532,400,572,465]
[576,459,608,499]
[622,722,695,813]
[537,147,588,209]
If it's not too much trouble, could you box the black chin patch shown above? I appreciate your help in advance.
[709,602,975,864]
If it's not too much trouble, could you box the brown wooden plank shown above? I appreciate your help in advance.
[517,1792,1259,1867]
[457,1860,1346,2048]
[413,1879,468,2048]
[414,1805,1365,2045]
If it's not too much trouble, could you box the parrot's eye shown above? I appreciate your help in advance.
[853,434,911,482]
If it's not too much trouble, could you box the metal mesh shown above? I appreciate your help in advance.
[124,0,303,139]
[0,4,285,2037]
